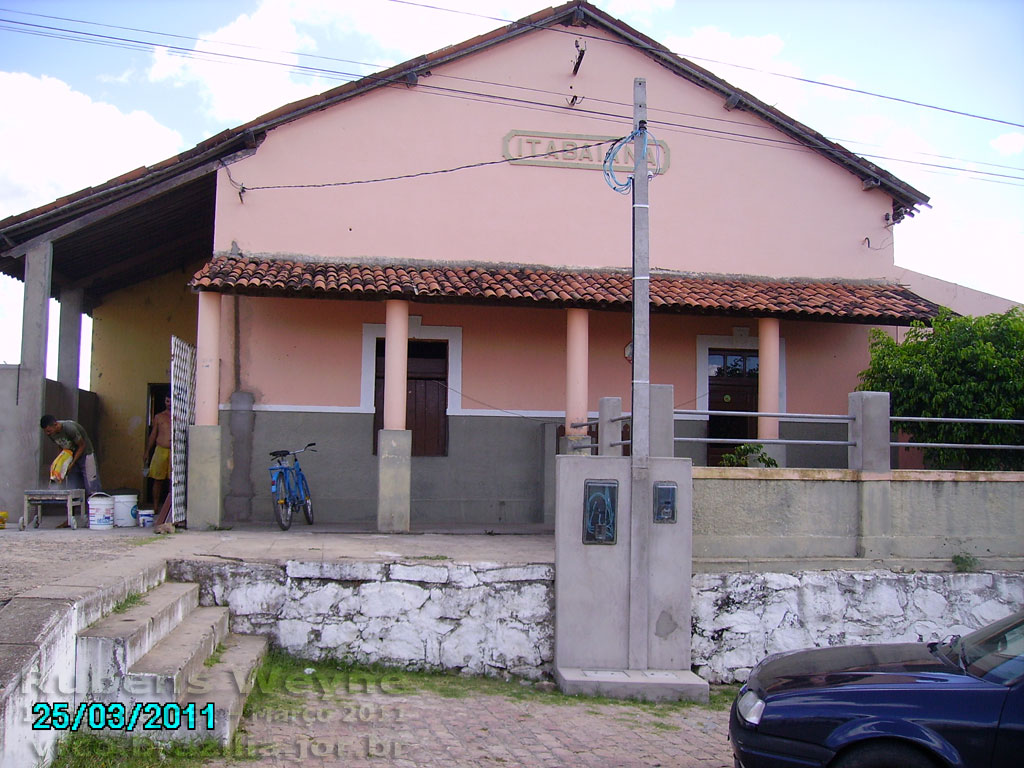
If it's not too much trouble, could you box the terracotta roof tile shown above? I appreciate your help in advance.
[191,255,941,325]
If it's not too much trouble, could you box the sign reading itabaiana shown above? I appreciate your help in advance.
[502,130,670,173]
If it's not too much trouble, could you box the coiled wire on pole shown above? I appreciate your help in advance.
[603,128,662,194]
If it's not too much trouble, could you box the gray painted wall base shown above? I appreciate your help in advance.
[555,668,708,703]
[377,430,411,532]
[187,425,223,530]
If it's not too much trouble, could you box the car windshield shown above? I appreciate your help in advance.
[954,610,1024,685]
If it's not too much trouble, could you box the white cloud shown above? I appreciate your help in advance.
[0,72,184,219]
[149,1,322,125]
[146,0,546,126]
[990,131,1024,156]
[662,25,817,121]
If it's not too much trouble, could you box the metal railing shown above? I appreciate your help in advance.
[672,409,854,448]
[566,393,1022,468]
[890,415,1024,451]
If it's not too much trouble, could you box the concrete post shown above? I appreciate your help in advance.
[849,391,892,558]
[190,291,223,527]
[57,288,83,420]
[650,384,674,458]
[849,391,891,472]
[379,300,412,532]
[383,300,409,430]
[599,397,622,456]
[565,309,590,450]
[757,317,784,467]
[195,291,221,427]
[378,429,411,532]
[186,425,222,530]
[20,241,52,490]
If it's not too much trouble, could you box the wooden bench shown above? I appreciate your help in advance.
[22,489,86,530]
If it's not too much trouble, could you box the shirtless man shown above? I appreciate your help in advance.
[146,395,172,513]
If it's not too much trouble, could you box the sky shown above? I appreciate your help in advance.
[1,0,1022,385]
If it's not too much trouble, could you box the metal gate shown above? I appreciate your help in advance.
[170,336,196,524]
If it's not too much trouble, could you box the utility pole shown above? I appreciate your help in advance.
[628,77,651,670]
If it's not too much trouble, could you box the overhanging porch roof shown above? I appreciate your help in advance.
[191,255,941,326]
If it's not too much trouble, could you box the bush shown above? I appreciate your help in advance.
[858,308,1024,470]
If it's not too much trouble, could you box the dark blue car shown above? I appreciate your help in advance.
[730,609,1024,768]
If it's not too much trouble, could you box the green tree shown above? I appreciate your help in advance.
[858,307,1024,470]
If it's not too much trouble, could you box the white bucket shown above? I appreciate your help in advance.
[88,493,114,530]
[138,509,154,527]
[113,494,138,527]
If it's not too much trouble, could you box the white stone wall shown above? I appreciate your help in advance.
[168,559,1024,684]
[692,570,1024,682]
[169,559,555,680]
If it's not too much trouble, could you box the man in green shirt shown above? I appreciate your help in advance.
[40,415,102,496]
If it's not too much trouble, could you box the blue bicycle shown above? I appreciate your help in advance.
[268,442,316,530]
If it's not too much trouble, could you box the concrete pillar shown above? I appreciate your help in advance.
[599,397,623,456]
[650,384,674,458]
[187,424,222,530]
[20,241,52,489]
[378,429,411,532]
[849,391,892,557]
[565,308,589,435]
[757,317,785,466]
[383,300,409,430]
[379,300,412,532]
[849,391,891,472]
[57,288,83,420]
[757,317,780,439]
[195,291,221,427]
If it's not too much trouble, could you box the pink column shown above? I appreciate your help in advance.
[757,316,780,440]
[565,308,589,435]
[383,300,410,430]
[195,291,222,426]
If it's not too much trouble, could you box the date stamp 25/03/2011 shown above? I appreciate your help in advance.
[32,702,215,732]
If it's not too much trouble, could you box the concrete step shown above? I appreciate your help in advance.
[171,632,269,746]
[76,581,199,700]
[124,606,230,704]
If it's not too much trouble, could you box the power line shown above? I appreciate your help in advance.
[384,0,1024,130]
[226,138,621,194]
[1,12,1022,188]
[4,1,1023,130]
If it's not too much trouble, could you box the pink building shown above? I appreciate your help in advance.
[0,2,1012,529]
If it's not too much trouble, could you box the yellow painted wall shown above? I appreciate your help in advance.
[90,263,202,491]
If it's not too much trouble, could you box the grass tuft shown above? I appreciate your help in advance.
[111,592,145,614]
[48,733,249,768]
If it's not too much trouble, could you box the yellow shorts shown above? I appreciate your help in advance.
[149,445,170,481]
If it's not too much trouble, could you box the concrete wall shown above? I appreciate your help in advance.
[0,367,26,513]
[232,410,560,527]
[889,471,1024,559]
[0,370,98,512]
[692,468,1024,568]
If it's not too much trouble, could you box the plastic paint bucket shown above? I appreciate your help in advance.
[113,494,138,527]
[88,494,114,530]
[137,509,154,528]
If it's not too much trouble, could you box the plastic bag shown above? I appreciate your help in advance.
[50,449,74,482]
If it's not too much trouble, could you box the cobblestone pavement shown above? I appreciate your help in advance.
[205,683,734,768]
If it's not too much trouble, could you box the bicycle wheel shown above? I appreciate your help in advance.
[272,471,293,530]
[297,473,313,525]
